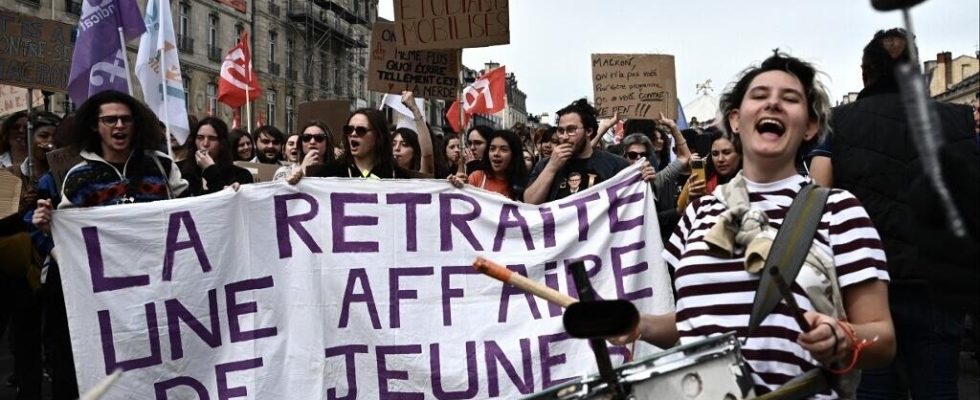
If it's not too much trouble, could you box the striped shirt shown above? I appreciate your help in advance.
[663,174,888,397]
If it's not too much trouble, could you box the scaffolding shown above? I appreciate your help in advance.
[285,0,370,106]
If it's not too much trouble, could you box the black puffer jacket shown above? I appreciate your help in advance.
[831,88,979,312]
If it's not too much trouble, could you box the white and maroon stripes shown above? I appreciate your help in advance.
[662,175,888,397]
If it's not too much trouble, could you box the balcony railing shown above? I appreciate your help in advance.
[208,45,223,62]
[177,35,194,54]
[268,62,281,75]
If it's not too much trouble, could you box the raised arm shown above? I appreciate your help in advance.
[402,91,434,174]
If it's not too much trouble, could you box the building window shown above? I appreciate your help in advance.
[269,31,277,63]
[206,83,217,115]
[235,23,244,37]
[208,15,218,48]
[268,90,277,128]
[285,95,295,134]
[179,3,190,38]
[183,76,191,107]
[286,38,294,71]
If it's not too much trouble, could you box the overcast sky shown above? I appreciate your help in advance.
[378,0,979,119]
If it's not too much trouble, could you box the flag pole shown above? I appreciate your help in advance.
[26,88,35,182]
[118,27,134,95]
[456,49,467,175]
[156,0,174,156]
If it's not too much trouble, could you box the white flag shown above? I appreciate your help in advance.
[135,0,190,144]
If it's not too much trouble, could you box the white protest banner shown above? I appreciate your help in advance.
[51,162,673,399]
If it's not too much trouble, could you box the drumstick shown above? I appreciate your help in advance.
[473,257,577,308]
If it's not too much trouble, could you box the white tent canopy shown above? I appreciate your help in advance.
[683,93,719,124]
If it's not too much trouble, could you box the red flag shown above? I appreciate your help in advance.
[446,66,507,133]
[218,31,261,108]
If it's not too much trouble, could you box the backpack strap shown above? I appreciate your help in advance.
[748,184,831,335]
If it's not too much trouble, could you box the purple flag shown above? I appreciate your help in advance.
[68,0,146,107]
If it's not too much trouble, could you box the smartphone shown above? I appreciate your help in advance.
[691,158,706,182]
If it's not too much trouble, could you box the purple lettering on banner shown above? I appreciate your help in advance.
[606,173,645,233]
[557,193,601,242]
[492,204,535,251]
[98,304,162,374]
[543,262,563,318]
[376,345,424,400]
[274,193,323,259]
[225,276,278,342]
[389,267,434,328]
[441,265,480,326]
[498,265,542,323]
[438,193,484,251]
[563,255,603,301]
[83,226,150,293]
[608,345,631,364]
[154,376,209,400]
[324,345,369,400]
[216,357,263,400]
[430,341,478,399]
[612,241,653,300]
[538,207,557,248]
[484,339,534,396]
[386,193,432,252]
[338,268,382,329]
[165,288,222,360]
[331,193,380,253]
[538,331,576,388]
[162,211,213,281]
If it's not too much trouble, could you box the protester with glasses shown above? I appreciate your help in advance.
[299,109,425,180]
[277,120,336,183]
[181,117,253,196]
[524,98,654,204]
[30,90,188,212]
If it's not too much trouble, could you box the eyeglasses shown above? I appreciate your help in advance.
[342,125,371,137]
[99,115,134,127]
[302,134,328,143]
[556,125,581,136]
[625,151,648,160]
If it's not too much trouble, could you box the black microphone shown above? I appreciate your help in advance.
[871,0,928,11]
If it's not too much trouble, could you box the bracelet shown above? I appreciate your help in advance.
[827,320,879,375]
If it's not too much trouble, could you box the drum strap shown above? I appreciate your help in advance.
[747,183,830,335]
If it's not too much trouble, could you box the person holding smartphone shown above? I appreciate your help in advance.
[676,131,742,213]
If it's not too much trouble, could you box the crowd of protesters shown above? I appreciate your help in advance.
[0,27,978,399]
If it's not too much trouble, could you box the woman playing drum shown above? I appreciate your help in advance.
[627,53,895,397]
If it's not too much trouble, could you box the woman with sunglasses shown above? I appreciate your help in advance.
[448,129,528,201]
[182,117,253,196]
[277,120,336,183]
[301,108,425,180]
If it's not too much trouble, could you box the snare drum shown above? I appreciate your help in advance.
[523,332,755,400]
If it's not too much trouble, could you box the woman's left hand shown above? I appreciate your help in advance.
[798,311,851,365]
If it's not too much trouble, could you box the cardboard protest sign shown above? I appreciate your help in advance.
[233,161,280,183]
[0,85,45,117]
[394,0,510,50]
[0,169,21,219]
[368,22,460,100]
[0,11,74,93]
[51,163,674,399]
[591,54,677,119]
[45,147,82,195]
[298,100,350,146]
